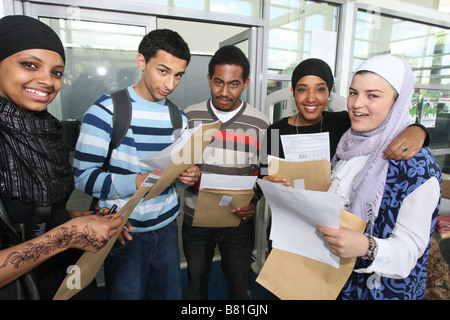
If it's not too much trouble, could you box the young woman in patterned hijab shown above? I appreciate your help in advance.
[318,54,442,300]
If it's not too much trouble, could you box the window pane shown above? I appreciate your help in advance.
[268,0,339,75]
[353,10,449,87]
[398,0,450,13]
[353,10,450,170]
[414,88,450,171]
[122,0,262,17]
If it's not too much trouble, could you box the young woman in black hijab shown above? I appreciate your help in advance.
[0,15,123,299]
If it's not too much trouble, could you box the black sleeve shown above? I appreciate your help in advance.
[409,123,430,146]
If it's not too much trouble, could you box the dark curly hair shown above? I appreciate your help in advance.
[138,29,191,65]
[208,45,250,81]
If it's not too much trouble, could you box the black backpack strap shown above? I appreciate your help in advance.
[90,93,179,210]
[103,89,132,170]
[166,98,183,140]
[90,88,132,210]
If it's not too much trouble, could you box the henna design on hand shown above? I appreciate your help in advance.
[0,224,107,270]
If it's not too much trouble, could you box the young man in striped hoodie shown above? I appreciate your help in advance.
[182,45,270,300]
[73,29,199,300]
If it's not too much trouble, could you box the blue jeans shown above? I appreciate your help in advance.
[182,221,255,300]
[104,220,182,300]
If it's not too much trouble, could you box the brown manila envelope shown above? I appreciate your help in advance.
[53,122,220,300]
[256,209,366,300]
[268,156,331,191]
[193,188,255,227]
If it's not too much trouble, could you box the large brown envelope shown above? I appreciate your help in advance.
[53,122,221,300]
[53,185,151,300]
[256,209,366,300]
[193,188,255,227]
[143,121,221,202]
[268,157,331,191]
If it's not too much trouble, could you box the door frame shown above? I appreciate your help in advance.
[219,28,258,107]
[23,1,156,29]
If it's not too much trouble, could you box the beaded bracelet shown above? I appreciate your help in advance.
[362,233,378,261]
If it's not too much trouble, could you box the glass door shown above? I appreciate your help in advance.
[220,28,258,107]
[26,3,153,127]
[24,3,154,212]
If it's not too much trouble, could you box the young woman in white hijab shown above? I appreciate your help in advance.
[317,54,442,300]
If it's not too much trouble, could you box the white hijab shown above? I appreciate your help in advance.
[332,55,414,224]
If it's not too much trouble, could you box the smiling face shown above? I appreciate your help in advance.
[208,64,249,112]
[347,72,397,132]
[0,49,64,112]
[134,49,187,102]
[293,75,329,126]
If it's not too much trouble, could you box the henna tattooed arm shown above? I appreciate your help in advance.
[68,207,133,244]
[0,214,122,288]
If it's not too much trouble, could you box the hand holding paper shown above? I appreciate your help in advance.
[256,161,366,299]
[316,224,370,259]
[177,165,201,186]
[53,185,152,300]
[256,209,366,300]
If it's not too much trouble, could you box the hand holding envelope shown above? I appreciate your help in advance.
[256,208,365,300]
[256,156,366,300]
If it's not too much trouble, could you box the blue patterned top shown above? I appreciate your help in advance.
[340,147,441,300]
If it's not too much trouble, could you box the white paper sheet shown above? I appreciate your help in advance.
[139,127,195,171]
[280,132,330,162]
[257,178,341,268]
[139,121,221,171]
[200,173,257,190]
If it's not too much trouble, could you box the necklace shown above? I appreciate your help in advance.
[295,113,323,134]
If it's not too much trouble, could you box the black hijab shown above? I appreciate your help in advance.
[0,15,65,62]
[291,58,334,93]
